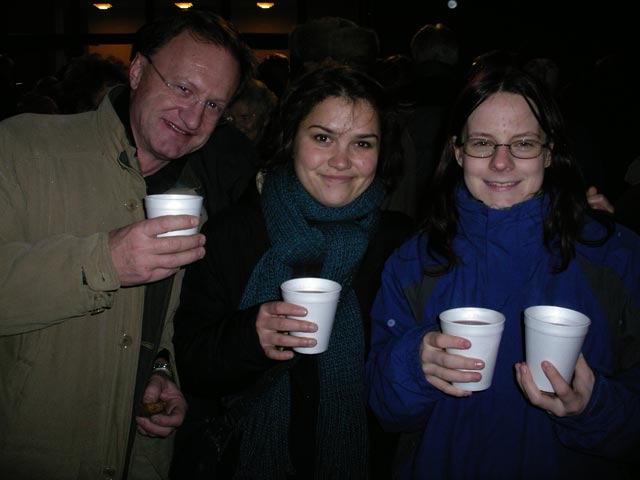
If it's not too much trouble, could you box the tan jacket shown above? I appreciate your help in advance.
[0,91,181,479]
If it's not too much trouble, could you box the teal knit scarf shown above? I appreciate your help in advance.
[235,165,384,479]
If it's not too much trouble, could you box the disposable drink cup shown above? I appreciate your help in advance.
[144,194,203,237]
[439,307,506,391]
[280,277,342,354]
[524,305,590,393]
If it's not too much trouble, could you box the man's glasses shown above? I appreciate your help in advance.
[143,54,225,120]
[460,138,549,159]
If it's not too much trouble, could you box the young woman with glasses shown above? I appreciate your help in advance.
[366,62,640,479]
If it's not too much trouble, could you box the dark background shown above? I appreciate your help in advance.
[2,0,634,89]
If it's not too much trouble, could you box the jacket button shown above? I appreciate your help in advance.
[124,199,139,211]
[119,334,133,349]
[102,466,116,479]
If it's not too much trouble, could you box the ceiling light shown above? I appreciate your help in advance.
[256,2,275,8]
[174,2,193,8]
[93,3,113,9]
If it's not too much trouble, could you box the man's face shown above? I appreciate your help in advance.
[129,30,240,175]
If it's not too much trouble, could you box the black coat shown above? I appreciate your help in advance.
[171,183,414,479]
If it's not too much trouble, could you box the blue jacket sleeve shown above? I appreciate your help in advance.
[365,245,447,433]
[553,224,640,462]
[552,366,640,462]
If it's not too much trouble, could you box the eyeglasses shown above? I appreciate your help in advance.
[225,112,257,123]
[143,54,225,120]
[460,138,549,159]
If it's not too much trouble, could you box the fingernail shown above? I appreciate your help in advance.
[474,361,484,368]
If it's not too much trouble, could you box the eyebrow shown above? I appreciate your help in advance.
[467,131,542,140]
[307,124,380,140]
[173,76,229,107]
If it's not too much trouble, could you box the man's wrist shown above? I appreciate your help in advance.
[151,360,173,379]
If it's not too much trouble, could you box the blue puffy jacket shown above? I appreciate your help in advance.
[366,188,640,479]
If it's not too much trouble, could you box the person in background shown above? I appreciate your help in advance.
[224,77,277,145]
[523,56,561,96]
[56,53,129,113]
[256,52,290,98]
[0,9,254,479]
[366,63,640,479]
[615,156,640,234]
[378,22,462,223]
[170,61,413,479]
[15,74,60,114]
[288,16,380,80]
[407,22,462,164]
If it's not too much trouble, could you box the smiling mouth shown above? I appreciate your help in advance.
[165,119,191,136]
[486,181,518,187]
[323,175,353,184]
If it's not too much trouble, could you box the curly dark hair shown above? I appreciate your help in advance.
[258,60,403,193]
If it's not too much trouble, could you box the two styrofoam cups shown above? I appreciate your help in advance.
[439,305,590,393]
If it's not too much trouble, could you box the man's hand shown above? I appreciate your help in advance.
[135,373,187,437]
[109,215,205,286]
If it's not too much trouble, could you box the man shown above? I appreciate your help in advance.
[0,9,254,479]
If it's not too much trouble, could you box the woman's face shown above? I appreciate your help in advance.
[293,96,380,207]
[453,91,551,209]
[226,99,260,142]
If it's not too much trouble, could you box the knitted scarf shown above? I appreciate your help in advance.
[235,165,384,479]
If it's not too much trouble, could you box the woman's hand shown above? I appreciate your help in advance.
[515,353,595,416]
[419,330,485,397]
[255,301,318,360]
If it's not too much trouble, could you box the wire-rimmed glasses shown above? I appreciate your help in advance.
[460,138,549,159]
[143,54,224,120]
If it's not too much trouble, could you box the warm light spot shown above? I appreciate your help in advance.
[174,2,193,9]
[256,2,275,8]
[93,3,112,9]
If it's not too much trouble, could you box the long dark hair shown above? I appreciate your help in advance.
[422,64,613,275]
[259,60,403,192]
